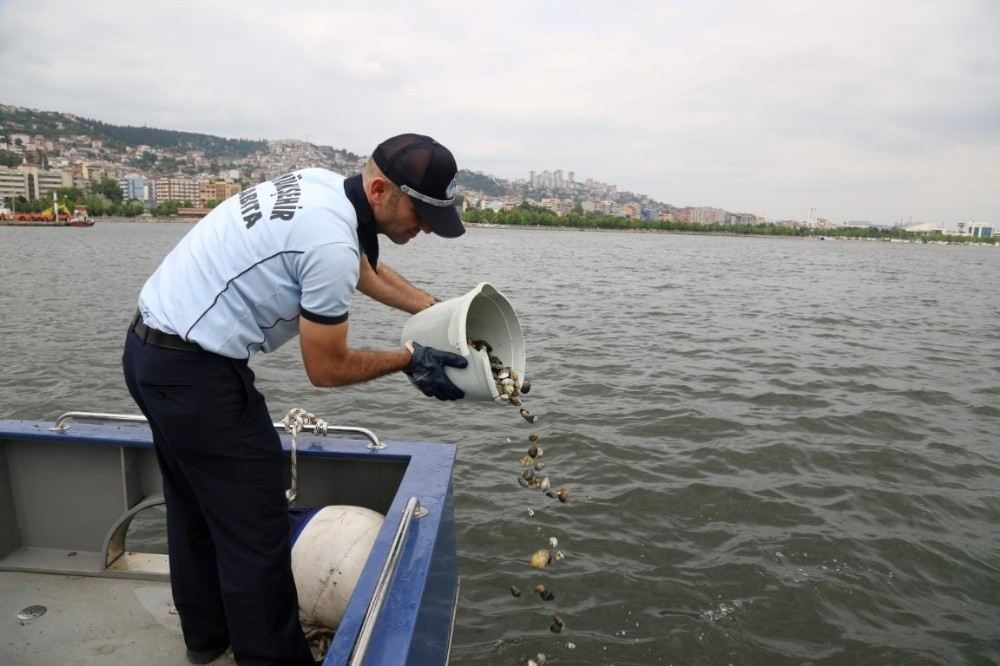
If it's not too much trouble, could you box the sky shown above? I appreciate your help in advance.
[1,0,998,226]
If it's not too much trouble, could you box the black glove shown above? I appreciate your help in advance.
[403,341,468,401]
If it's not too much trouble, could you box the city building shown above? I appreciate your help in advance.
[153,177,201,204]
[619,203,640,219]
[686,207,726,225]
[0,167,28,200]
[725,212,760,225]
[198,181,241,207]
[120,174,151,202]
[0,166,73,200]
[903,222,946,234]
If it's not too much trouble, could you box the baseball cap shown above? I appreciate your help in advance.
[372,133,465,238]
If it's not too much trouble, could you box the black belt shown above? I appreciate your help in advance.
[130,310,202,352]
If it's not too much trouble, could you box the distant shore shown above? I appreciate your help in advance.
[94,216,194,224]
[80,217,998,246]
[463,222,999,246]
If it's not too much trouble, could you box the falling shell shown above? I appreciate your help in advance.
[529,548,551,570]
[534,584,555,601]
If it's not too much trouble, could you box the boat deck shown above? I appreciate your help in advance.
[1,571,237,665]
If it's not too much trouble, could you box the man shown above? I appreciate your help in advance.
[122,134,468,665]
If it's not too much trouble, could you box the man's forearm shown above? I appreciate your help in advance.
[306,347,411,387]
[358,261,436,313]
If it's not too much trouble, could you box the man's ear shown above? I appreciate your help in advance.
[368,177,391,208]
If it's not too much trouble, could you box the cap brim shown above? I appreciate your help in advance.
[412,199,465,238]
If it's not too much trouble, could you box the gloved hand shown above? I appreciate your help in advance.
[403,341,468,401]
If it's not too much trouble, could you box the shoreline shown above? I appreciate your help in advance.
[64,217,999,246]
[94,216,194,224]
[463,222,998,246]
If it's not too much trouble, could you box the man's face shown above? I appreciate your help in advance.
[375,188,432,245]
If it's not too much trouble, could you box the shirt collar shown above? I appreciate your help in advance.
[344,174,379,272]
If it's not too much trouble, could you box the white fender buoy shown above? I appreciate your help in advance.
[291,505,385,629]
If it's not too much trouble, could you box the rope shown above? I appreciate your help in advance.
[281,408,329,505]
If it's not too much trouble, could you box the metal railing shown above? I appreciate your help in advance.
[348,496,427,666]
[50,410,384,450]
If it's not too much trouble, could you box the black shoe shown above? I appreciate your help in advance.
[186,645,229,664]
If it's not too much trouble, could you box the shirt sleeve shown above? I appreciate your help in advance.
[297,242,360,324]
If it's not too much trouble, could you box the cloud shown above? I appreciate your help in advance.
[0,0,997,224]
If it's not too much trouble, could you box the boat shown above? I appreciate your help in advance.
[0,410,459,665]
[0,201,93,227]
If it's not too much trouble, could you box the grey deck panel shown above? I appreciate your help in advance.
[1,570,237,665]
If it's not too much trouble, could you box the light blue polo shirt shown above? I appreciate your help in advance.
[138,168,369,359]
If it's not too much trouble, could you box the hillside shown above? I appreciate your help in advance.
[0,104,505,189]
[0,103,685,217]
[0,105,269,159]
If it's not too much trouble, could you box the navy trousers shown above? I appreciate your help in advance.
[122,329,315,665]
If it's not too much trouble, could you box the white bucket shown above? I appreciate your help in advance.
[400,282,525,401]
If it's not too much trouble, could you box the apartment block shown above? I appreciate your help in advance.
[154,177,201,204]
[0,166,73,199]
[198,181,241,207]
[120,174,151,202]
